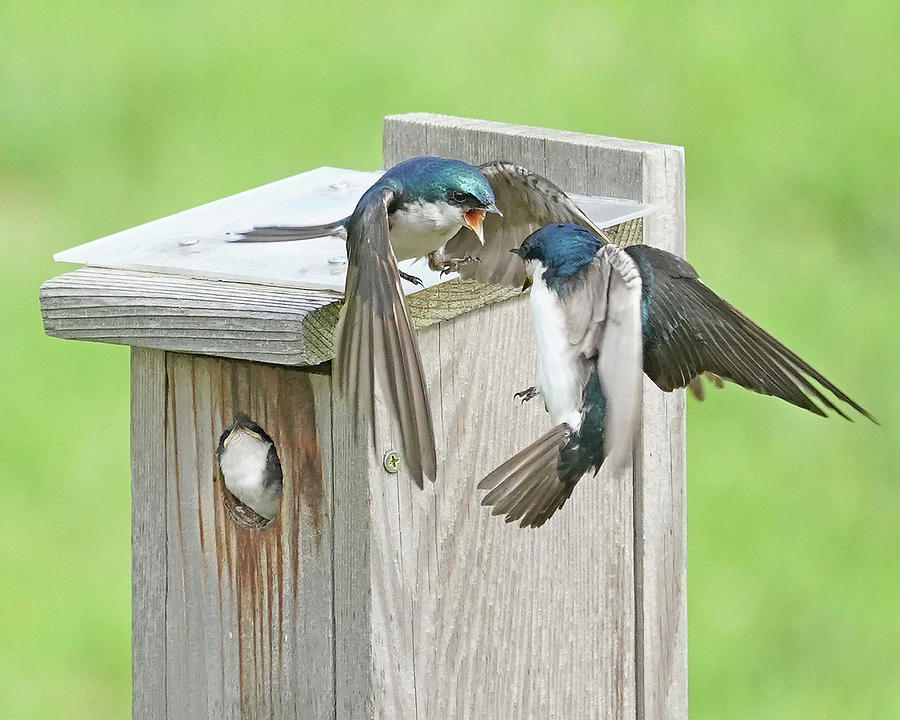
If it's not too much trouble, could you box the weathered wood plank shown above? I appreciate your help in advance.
[338,114,654,719]
[330,369,375,720]
[632,144,688,720]
[131,347,168,720]
[367,295,637,719]
[379,112,687,720]
[40,268,523,367]
[41,168,648,368]
[163,353,334,719]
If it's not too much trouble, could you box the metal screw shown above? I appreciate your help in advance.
[383,450,401,474]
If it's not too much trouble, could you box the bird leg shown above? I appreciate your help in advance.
[514,386,540,404]
[687,372,725,401]
[427,249,481,276]
[398,270,424,287]
[440,256,483,276]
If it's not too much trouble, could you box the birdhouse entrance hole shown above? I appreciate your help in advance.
[217,413,284,529]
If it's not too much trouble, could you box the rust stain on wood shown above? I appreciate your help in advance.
[166,353,328,717]
[214,360,323,715]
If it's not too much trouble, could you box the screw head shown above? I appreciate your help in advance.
[382,450,401,474]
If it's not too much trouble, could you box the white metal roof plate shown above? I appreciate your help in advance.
[54,166,656,293]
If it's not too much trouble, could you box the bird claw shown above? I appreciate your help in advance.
[399,270,424,287]
[514,386,539,404]
[439,255,482,277]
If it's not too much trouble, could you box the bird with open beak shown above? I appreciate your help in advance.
[232,158,646,487]
[232,156,500,487]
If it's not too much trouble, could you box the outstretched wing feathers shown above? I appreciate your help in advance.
[634,245,875,422]
[335,188,437,487]
[478,244,645,526]
[436,162,609,287]
[593,247,644,470]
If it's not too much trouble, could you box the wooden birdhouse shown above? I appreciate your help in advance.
[40,114,686,719]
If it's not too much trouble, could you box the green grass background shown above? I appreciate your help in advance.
[1,0,897,717]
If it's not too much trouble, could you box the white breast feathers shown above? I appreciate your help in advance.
[529,267,585,430]
[389,199,463,260]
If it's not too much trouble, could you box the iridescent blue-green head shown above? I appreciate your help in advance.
[513,223,603,284]
[383,156,500,242]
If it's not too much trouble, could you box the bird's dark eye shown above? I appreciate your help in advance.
[449,190,469,205]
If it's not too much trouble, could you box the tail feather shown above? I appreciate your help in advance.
[227,218,348,243]
[478,424,577,528]
[491,452,558,517]
[502,454,566,525]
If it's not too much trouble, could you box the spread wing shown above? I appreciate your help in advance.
[335,187,437,486]
[629,245,875,422]
[562,245,644,471]
[433,162,609,287]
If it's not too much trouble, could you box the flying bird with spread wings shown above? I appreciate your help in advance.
[475,222,876,528]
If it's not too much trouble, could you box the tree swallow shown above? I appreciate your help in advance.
[234,156,501,487]
[216,413,283,522]
[479,223,876,528]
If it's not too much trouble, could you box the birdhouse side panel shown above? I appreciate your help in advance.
[330,294,639,719]
[131,352,335,719]
[131,348,168,720]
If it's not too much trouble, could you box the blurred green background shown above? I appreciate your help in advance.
[1,0,897,717]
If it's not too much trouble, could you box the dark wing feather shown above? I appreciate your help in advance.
[433,162,609,287]
[335,188,437,486]
[631,245,875,422]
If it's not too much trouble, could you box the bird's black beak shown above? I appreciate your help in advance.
[510,247,531,290]
[486,202,502,217]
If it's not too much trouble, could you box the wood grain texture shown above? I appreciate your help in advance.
[631,145,688,720]
[162,353,333,719]
[364,295,636,719]
[330,365,375,720]
[379,113,687,720]
[40,268,521,367]
[131,347,168,720]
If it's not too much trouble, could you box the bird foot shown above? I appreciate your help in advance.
[399,270,424,287]
[514,386,539,404]
[438,255,482,276]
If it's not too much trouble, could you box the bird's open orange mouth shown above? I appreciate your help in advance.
[463,208,487,244]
